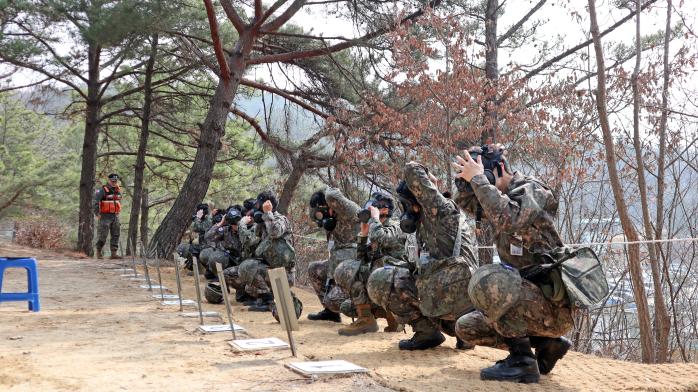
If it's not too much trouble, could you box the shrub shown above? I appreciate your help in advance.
[14,219,67,250]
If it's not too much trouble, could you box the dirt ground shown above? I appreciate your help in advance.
[2,242,698,392]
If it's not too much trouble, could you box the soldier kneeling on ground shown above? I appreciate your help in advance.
[176,203,213,275]
[452,145,608,383]
[202,207,243,303]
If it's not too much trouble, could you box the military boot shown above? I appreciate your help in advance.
[110,249,123,260]
[480,337,540,383]
[235,290,252,304]
[248,293,273,312]
[95,247,104,259]
[530,336,572,375]
[307,308,341,322]
[456,337,475,350]
[338,304,379,336]
[398,317,445,350]
[383,310,403,333]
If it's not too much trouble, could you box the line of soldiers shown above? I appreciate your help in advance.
[178,145,578,384]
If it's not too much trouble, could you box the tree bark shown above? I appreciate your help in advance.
[629,0,670,363]
[277,159,306,215]
[588,0,655,363]
[126,34,159,256]
[76,42,102,256]
[148,32,255,257]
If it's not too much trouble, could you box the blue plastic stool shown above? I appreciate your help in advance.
[0,257,40,312]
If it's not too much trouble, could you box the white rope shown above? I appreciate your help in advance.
[294,233,698,249]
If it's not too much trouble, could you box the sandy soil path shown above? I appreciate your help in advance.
[2,242,697,392]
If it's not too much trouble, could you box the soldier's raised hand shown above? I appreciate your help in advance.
[262,200,273,213]
[452,151,484,182]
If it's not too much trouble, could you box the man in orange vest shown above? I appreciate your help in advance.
[93,173,123,259]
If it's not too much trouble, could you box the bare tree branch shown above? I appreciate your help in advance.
[219,0,247,33]
[204,0,231,81]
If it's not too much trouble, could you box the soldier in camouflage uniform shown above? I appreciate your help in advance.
[237,192,301,316]
[93,173,123,259]
[223,200,258,305]
[452,145,573,383]
[176,203,213,272]
[366,162,478,351]
[306,187,360,322]
[334,192,408,335]
[204,208,243,280]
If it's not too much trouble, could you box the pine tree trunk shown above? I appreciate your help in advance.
[277,160,306,215]
[149,33,255,257]
[126,34,159,256]
[76,43,102,256]
[140,188,149,255]
[588,0,655,363]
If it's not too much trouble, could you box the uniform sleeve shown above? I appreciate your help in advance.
[204,225,222,243]
[263,212,289,239]
[367,217,402,247]
[93,188,103,215]
[356,235,370,264]
[403,162,455,217]
[325,187,360,224]
[470,174,546,232]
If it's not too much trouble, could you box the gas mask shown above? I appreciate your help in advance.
[311,206,336,231]
[454,145,505,194]
[396,180,421,234]
[357,192,394,224]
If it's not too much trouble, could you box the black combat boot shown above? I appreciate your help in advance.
[398,317,445,351]
[530,336,572,375]
[204,269,216,281]
[456,337,474,350]
[480,337,540,383]
[235,290,252,304]
[248,293,273,312]
[307,308,342,322]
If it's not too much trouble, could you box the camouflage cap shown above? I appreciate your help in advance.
[467,263,522,321]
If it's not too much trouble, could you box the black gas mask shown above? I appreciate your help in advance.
[224,209,242,226]
[396,180,421,234]
[357,192,395,224]
[454,145,505,222]
[311,206,336,231]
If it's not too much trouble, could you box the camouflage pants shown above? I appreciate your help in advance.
[307,260,349,314]
[238,259,295,297]
[176,243,208,271]
[206,249,235,273]
[456,280,573,346]
[96,214,120,252]
[334,256,404,306]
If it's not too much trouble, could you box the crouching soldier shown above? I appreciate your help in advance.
[366,162,478,351]
[306,187,359,322]
[203,208,243,303]
[333,192,407,335]
[177,203,212,273]
[237,192,302,319]
[452,145,578,383]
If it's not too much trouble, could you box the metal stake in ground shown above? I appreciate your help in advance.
[191,256,205,325]
[155,251,165,301]
[215,262,237,340]
[140,240,153,291]
[173,252,184,312]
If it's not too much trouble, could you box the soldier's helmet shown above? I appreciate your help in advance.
[366,266,398,311]
[467,263,522,321]
[204,282,223,304]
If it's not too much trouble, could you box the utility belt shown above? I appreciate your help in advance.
[520,246,610,309]
[99,200,121,214]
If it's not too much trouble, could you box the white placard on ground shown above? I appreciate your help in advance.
[129,277,147,281]
[229,338,289,351]
[152,294,180,300]
[198,324,245,333]
[161,300,197,306]
[140,285,167,290]
[120,274,137,277]
[180,311,219,318]
[115,268,135,272]
[286,360,368,377]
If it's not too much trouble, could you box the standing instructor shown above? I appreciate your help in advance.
[94,173,123,259]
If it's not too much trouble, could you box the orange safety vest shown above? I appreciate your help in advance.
[99,185,122,214]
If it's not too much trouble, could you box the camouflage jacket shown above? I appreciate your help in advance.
[238,222,259,259]
[404,162,478,270]
[190,215,213,245]
[468,172,563,269]
[254,211,295,268]
[204,224,242,260]
[324,187,360,251]
[358,217,410,269]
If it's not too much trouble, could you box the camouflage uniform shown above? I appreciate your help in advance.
[177,215,212,269]
[334,217,410,308]
[237,211,296,297]
[308,187,359,314]
[93,184,122,254]
[223,222,258,292]
[454,172,573,346]
[366,162,477,336]
[203,223,242,278]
